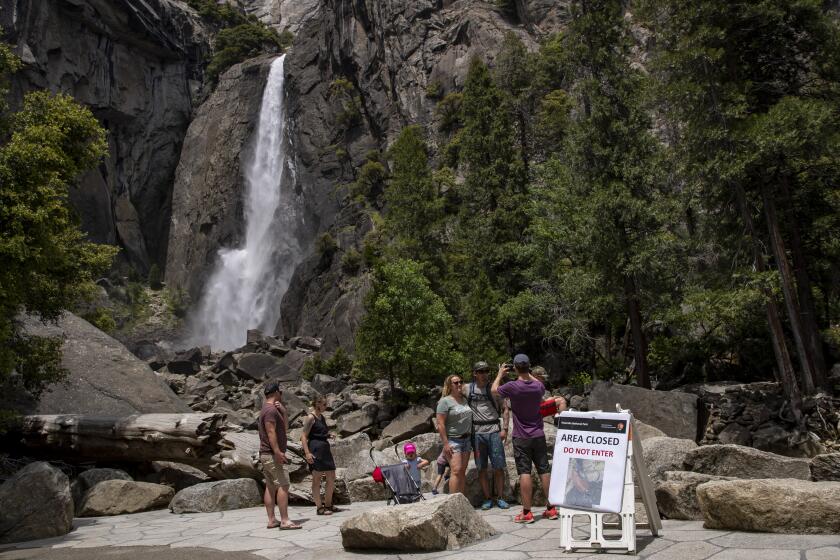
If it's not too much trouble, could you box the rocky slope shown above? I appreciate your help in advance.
[0,0,210,273]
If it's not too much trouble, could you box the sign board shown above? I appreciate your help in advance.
[548,411,631,513]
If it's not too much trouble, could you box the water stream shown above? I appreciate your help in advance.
[191,55,302,350]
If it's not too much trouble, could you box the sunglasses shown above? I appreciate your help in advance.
[452,380,463,385]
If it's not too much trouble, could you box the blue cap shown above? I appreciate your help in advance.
[513,354,530,366]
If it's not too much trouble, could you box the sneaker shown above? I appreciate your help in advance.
[514,511,535,524]
[481,499,493,510]
[431,489,439,495]
[542,506,559,520]
[496,499,510,509]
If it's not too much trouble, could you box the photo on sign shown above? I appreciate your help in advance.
[564,458,605,508]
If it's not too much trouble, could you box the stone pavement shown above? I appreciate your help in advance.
[1,500,839,560]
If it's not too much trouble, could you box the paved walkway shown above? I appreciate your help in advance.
[2,500,839,560]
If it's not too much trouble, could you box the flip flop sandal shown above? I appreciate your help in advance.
[327,505,344,512]
[316,506,332,516]
[279,523,303,530]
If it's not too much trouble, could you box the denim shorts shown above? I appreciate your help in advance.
[473,431,506,470]
[449,435,472,455]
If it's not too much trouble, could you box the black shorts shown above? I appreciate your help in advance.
[513,436,550,475]
[436,462,448,476]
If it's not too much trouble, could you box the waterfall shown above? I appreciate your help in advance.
[190,55,302,351]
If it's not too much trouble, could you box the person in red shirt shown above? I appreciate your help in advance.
[258,382,301,529]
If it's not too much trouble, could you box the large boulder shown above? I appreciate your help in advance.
[3,313,190,415]
[331,433,380,481]
[311,373,346,395]
[0,462,73,544]
[288,476,351,505]
[655,471,734,520]
[338,407,378,437]
[237,353,282,380]
[70,468,132,510]
[380,405,434,443]
[640,436,697,481]
[169,479,262,513]
[810,453,840,482]
[588,381,698,440]
[78,480,174,516]
[347,477,391,503]
[341,493,496,551]
[684,444,811,480]
[633,419,666,441]
[697,479,840,534]
[144,461,211,492]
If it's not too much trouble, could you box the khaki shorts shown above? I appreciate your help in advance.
[259,453,290,491]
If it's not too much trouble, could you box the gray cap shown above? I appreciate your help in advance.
[472,361,490,372]
[513,354,530,367]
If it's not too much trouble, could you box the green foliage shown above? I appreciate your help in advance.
[341,248,363,275]
[351,160,387,202]
[425,81,442,99]
[355,259,462,392]
[206,23,289,83]
[0,49,116,400]
[185,0,251,26]
[568,371,592,389]
[148,263,162,291]
[301,348,354,382]
[435,93,463,133]
[82,307,117,334]
[164,288,190,319]
[316,232,338,270]
[330,78,363,130]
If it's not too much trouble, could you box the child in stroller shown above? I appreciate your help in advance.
[370,443,427,505]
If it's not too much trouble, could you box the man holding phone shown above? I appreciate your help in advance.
[492,354,563,523]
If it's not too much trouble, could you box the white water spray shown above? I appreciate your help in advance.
[191,55,303,350]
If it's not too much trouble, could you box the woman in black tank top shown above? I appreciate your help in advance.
[301,395,339,515]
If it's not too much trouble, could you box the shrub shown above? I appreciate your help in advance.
[350,160,387,201]
[425,81,442,99]
[301,348,354,382]
[435,92,463,133]
[206,24,286,83]
[83,307,116,334]
[341,248,362,275]
[164,288,190,319]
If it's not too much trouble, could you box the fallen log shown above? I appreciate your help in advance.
[17,413,227,466]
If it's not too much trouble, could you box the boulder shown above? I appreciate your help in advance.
[0,462,73,544]
[633,419,666,441]
[70,468,133,510]
[640,437,697,481]
[588,381,698,440]
[338,407,378,437]
[331,433,381,481]
[311,373,346,395]
[684,444,811,480]
[272,349,309,382]
[341,493,495,551]
[169,479,262,513]
[697,479,840,534]
[288,476,351,505]
[347,477,391,502]
[654,471,735,520]
[810,453,840,482]
[78,480,174,516]
[145,461,211,491]
[237,353,282,380]
[167,359,199,375]
[293,336,322,351]
[3,313,190,415]
[380,405,434,443]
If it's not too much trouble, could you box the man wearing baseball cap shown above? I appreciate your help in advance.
[492,354,563,523]
[465,360,510,510]
[258,381,301,529]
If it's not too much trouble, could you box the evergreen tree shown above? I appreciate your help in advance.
[0,44,116,412]
[355,259,461,393]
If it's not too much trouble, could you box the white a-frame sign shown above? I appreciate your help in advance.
[548,407,662,553]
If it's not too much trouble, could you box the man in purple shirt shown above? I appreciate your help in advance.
[492,354,563,524]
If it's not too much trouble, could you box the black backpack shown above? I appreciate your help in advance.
[467,382,501,426]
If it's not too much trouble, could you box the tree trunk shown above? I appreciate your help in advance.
[17,413,228,466]
[779,177,828,389]
[761,183,816,395]
[734,184,803,422]
[623,274,650,389]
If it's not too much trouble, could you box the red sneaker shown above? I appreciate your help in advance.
[514,511,535,524]
[542,506,559,520]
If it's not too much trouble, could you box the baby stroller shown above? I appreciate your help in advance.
[370,445,425,505]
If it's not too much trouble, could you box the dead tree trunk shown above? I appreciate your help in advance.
[17,413,228,466]
[761,183,816,395]
[624,275,650,389]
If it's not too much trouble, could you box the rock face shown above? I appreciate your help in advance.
[165,55,275,300]
[169,479,262,513]
[70,468,133,510]
[810,453,840,482]
[654,471,734,521]
[2,313,189,415]
[697,479,840,534]
[1,0,209,271]
[0,462,73,544]
[78,480,174,516]
[341,493,496,551]
[589,381,698,440]
[640,437,697,481]
[684,444,811,480]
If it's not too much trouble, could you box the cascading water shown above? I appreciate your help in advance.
[191,55,303,350]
